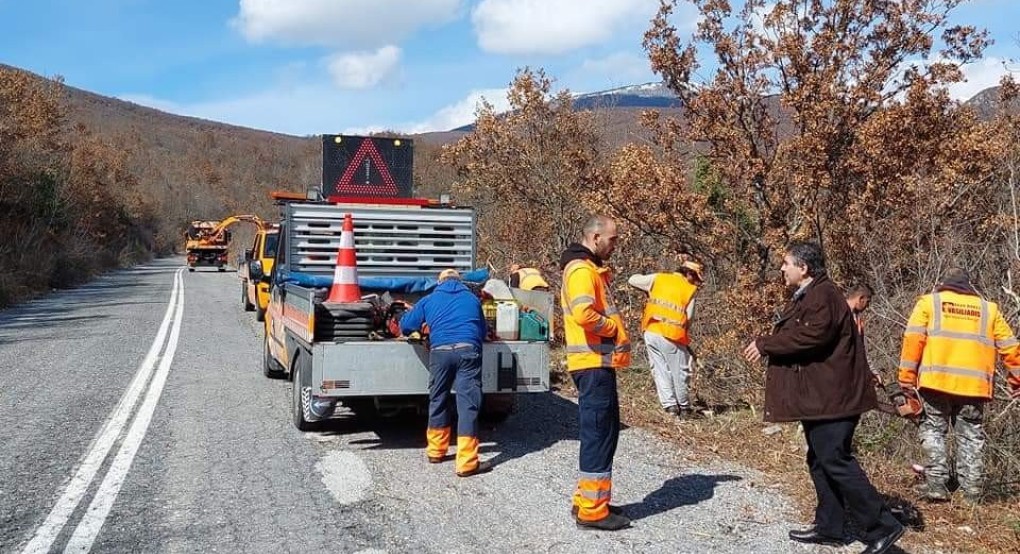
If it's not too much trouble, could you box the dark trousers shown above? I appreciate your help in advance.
[803,416,899,541]
[572,368,620,474]
[428,345,482,438]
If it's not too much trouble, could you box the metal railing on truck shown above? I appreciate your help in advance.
[283,202,476,278]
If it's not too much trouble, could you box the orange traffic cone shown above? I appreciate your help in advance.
[326,213,361,303]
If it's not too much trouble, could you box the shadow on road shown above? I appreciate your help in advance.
[619,473,742,520]
[313,391,626,468]
[482,392,583,468]
[319,412,427,451]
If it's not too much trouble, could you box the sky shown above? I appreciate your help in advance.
[1,0,1018,136]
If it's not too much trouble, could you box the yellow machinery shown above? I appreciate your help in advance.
[184,215,266,272]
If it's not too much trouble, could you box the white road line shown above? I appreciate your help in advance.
[64,269,186,553]
[21,268,183,554]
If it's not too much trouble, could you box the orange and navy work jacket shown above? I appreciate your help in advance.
[898,290,1020,399]
[561,259,631,371]
[640,273,698,346]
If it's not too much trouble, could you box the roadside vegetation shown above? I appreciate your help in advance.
[448,1,1020,551]
[0,66,319,307]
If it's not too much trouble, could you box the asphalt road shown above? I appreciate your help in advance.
[0,258,887,553]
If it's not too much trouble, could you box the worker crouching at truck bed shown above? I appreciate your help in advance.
[400,268,492,477]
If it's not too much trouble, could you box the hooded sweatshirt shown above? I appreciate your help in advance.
[400,280,486,350]
[558,243,602,270]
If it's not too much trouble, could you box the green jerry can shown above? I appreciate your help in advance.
[519,310,549,341]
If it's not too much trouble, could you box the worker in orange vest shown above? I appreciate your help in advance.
[559,215,631,531]
[628,260,704,418]
[508,263,550,291]
[898,267,1020,503]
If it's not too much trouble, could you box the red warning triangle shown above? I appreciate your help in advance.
[334,138,399,196]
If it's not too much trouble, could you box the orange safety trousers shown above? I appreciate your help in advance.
[427,428,479,474]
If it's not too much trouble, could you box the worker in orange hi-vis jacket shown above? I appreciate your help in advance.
[559,215,631,531]
[898,267,1020,504]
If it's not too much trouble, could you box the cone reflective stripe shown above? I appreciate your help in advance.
[326,213,362,303]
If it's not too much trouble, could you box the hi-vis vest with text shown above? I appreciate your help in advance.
[640,273,697,345]
[560,259,631,371]
[898,290,1020,399]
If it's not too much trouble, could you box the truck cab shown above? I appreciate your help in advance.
[240,224,279,321]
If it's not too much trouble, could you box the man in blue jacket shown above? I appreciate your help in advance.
[400,268,491,477]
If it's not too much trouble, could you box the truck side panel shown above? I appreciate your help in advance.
[312,342,550,397]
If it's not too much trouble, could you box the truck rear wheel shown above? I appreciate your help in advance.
[242,282,255,311]
[263,336,285,379]
[291,353,318,431]
[255,306,266,322]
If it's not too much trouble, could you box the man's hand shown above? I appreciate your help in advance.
[743,340,762,363]
[871,371,885,387]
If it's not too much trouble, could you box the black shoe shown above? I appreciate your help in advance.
[788,527,848,547]
[571,504,624,517]
[575,512,631,531]
[860,523,905,554]
[456,460,493,477]
[664,405,681,415]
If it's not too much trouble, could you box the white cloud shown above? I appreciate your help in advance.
[119,85,356,136]
[405,88,511,133]
[232,0,462,48]
[471,0,662,55]
[945,57,1009,101]
[572,52,654,88]
[117,94,183,113]
[326,46,401,89]
[117,84,512,137]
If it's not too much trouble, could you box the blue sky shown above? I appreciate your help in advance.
[1,0,1018,136]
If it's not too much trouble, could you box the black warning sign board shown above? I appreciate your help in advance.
[321,135,414,199]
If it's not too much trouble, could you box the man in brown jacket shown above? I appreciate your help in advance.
[743,241,903,554]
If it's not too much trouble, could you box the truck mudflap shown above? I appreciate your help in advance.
[312,341,549,397]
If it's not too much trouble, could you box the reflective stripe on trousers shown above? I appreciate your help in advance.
[571,368,619,521]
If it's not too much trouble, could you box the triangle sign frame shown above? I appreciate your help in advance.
[334,138,399,196]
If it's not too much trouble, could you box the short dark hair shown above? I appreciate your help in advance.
[943,267,971,285]
[786,241,826,277]
[847,283,873,298]
[581,215,613,238]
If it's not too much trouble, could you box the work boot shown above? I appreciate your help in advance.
[575,512,631,531]
[571,504,624,517]
[913,482,950,502]
[677,406,702,420]
[664,405,681,416]
[456,460,493,477]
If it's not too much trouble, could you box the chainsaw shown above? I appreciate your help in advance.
[875,382,923,419]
